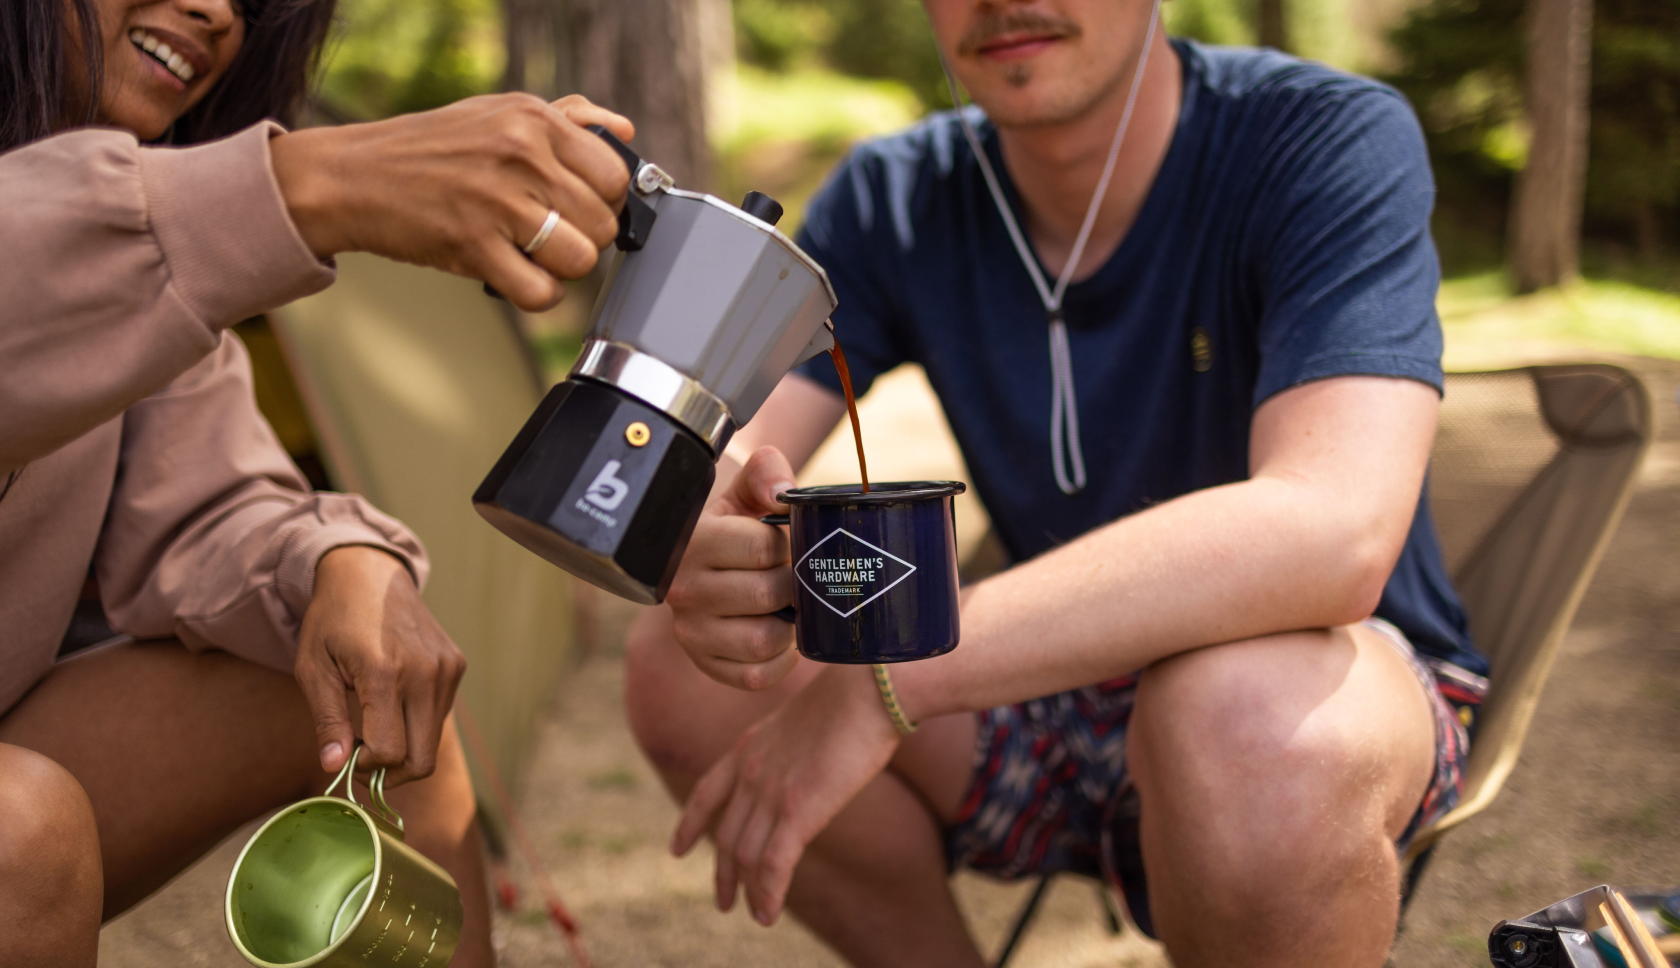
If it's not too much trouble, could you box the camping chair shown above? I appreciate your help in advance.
[992,364,1654,967]
[267,252,578,824]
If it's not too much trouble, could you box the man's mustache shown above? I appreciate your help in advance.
[956,9,1083,56]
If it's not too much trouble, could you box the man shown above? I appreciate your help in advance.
[625,1,1488,965]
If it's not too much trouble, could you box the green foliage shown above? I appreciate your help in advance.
[729,0,1271,111]
[712,65,921,232]
[734,0,835,72]
[823,0,951,110]
[1164,0,1255,48]
[729,0,1375,116]
[1384,0,1680,267]
[317,0,504,120]
[1587,1,1680,232]
[734,0,950,109]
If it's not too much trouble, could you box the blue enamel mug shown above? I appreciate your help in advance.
[761,481,965,663]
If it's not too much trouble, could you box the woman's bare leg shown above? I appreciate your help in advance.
[0,744,103,968]
[0,640,494,966]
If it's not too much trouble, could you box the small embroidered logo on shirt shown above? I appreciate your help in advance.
[1190,327,1214,373]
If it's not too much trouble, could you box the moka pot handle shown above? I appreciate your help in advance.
[484,125,661,298]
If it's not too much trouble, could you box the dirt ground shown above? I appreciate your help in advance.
[101,356,1680,968]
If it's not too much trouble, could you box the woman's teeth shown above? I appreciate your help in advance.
[128,29,195,82]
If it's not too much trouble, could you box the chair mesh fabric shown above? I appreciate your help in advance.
[1410,365,1651,857]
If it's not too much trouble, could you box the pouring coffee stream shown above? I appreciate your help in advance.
[827,337,870,494]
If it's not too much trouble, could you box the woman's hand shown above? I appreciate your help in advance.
[665,447,802,691]
[270,94,634,312]
[671,666,902,926]
[294,546,467,785]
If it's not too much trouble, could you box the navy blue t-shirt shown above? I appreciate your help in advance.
[792,39,1483,676]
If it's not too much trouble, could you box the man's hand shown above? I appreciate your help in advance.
[665,447,802,691]
[671,666,901,926]
[271,94,634,312]
[294,546,467,785]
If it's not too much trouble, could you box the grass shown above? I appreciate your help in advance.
[1440,272,1680,369]
[1601,794,1676,840]
[710,65,923,235]
[1576,856,1614,879]
[1446,931,1487,954]
[1460,831,1518,859]
[586,767,639,791]
[710,64,922,159]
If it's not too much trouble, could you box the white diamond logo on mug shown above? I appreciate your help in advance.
[795,529,917,618]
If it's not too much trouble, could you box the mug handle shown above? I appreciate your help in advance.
[758,514,796,623]
[323,743,407,836]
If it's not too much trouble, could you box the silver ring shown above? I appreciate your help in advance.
[522,209,561,255]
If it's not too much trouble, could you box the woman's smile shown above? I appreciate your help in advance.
[85,0,244,139]
[128,26,203,85]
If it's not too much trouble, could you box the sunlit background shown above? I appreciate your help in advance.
[100,4,1680,967]
[303,0,1680,374]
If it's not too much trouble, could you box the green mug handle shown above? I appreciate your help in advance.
[323,743,406,835]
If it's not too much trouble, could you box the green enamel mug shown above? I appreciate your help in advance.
[225,746,463,967]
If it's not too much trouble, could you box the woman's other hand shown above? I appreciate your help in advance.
[270,94,634,312]
[294,546,467,785]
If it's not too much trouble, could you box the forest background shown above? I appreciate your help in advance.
[306,0,1680,371]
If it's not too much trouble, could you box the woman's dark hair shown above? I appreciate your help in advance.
[0,0,337,152]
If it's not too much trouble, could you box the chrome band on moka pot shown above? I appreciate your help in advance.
[474,130,839,605]
[569,339,735,452]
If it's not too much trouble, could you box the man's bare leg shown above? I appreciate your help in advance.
[1129,624,1437,968]
[0,640,494,968]
[626,607,984,968]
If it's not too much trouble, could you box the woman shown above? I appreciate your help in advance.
[0,0,633,963]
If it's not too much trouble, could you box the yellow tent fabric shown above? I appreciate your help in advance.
[269,252,577,815]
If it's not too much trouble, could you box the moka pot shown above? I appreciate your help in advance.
[474,128,838,605]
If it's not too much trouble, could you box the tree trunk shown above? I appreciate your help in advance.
[501,0,726,189]
[1257,0,1289,52]
[1507,0,1593,292]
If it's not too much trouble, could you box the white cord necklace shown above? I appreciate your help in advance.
[939,0,1162,495]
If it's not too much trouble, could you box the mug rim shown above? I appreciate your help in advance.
[777,481,966,505]
[225,795,386,968]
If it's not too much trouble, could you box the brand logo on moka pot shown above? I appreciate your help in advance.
[569,458,632,531]
[796,529,916,617]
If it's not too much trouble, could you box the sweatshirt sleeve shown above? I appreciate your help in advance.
[0,122,336,473]
[94,333,430,672]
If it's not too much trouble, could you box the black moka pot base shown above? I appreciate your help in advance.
[473,378,715,605]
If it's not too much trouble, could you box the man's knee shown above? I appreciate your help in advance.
[625,608,817,792]
[0,746,102,915]
[624,608,720,783]
[1132,631,1395,865]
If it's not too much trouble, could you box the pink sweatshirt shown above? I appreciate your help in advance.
[0,122,429,715]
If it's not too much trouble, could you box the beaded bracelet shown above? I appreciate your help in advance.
[871,663,918,735]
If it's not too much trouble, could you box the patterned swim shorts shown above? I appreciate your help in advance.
[943,618,1487,938]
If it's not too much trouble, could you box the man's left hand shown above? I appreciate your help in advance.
[672,665,901,926]
[295,546,467,785]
